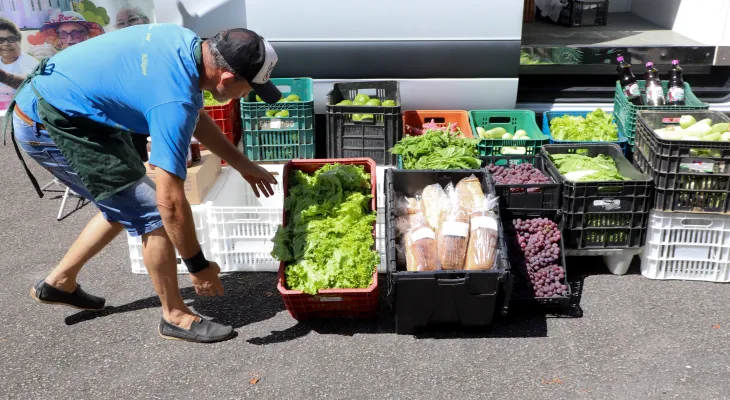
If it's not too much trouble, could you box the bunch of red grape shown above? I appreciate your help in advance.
[511,217,568,298]
[488,163,552,193]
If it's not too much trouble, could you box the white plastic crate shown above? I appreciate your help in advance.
[128,203,210,274]
[208,165,390,273]
[128,163,391,274]
[640,210,730,282]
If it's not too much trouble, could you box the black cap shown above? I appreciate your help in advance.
[212,28,281,104]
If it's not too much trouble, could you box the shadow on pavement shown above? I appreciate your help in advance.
[66,270,592,342]
[65,273,286,328]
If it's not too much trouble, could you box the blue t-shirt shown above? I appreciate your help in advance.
[15,23,204,180]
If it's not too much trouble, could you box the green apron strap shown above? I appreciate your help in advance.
[194,38,203,70]
[2,58,50,199]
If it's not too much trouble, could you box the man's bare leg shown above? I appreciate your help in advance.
[141,227,199,329]
[45,211,124,292]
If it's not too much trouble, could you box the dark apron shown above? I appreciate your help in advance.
[2,57,145,202]
[2,39,204,201]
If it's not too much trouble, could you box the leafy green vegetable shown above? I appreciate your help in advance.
[271,164,379,295]
[549,154,628,182]
[390,129,481,170]
[550,109,619,142]
[203,91,227,106]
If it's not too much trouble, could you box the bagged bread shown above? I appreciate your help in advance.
[396,196,421,216]
[456,175,485,214]
[465,194,500,270]
[421,184,447,231]
[403,213,441,272]
[437,183,470,270]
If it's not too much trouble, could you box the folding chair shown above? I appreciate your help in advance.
[41,178,88,221]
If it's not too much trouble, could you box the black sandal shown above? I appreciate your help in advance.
[30,279,106,311]
[158,317,234,343]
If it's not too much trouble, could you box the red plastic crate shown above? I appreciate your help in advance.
[402,110,474,138]
[205,98,241,139]
[276,158,379,320]
[203,98,241,165]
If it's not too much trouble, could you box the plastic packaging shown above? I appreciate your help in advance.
[421,184,447,231]
[403,213,441,272]
[437,183,470,270]
[464,194,500,270]
[456,174,486,214]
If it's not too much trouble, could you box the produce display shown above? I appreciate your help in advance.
[509,217,568,298]
[652,115,730,142]
[390,121,481,170]
[549,154,628,182]
[476,126,529,141]
[332,93,398,122]
[395,176,500,272]
[473,126,530,155]
[488,163,552,192]
[549,109,619,142]
[271,164,379,295]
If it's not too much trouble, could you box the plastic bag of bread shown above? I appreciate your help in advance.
[421,184,447,231]
[465,194,500,271]
[394,195,423,238]
[437,183,470,270]
[401,212,441,272]
[456,175,485,214]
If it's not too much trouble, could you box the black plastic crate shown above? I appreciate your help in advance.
[634,110,730,213]
[326,81,401,165]
[384,169,511,335]
[564,211,648,229]
[501,209,571,308]
[564,226,646,248]
[541,144,653,249]
[484,154,562,210]
[559,0,608,27]
[634,147,729,213]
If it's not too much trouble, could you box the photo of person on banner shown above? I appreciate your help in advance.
[0,18,40,110]
[37,10,105,51]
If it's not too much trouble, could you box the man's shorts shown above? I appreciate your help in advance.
[12,112,164,237]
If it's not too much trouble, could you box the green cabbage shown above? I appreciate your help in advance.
[549,154,628,182]
[550,109,619,142]
[271,164,379,294]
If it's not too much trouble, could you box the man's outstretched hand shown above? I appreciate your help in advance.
[190,261,224,296]
[240,160,278,198]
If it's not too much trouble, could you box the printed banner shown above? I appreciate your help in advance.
[1,0,155,109]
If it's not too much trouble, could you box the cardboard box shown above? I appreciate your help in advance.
[145,150,222,204]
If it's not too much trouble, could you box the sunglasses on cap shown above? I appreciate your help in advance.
[58,30,88,40]
[0,36,20,44]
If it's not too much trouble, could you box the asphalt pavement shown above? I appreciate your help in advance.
[1,139,729,400]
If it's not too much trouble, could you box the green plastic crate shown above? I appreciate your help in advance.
[241,78,315,161]
[613,80,709,147]
[468,110,549,157]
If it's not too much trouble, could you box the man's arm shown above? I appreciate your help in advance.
[193,109,247,170]
[154,167,200,258]
[0,69,25,90]
[193,108,277,197]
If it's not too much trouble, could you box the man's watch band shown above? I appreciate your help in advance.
[183,250,210,273]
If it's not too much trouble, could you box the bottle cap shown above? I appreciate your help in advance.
[646,62,653,67]
[617,56,624,62]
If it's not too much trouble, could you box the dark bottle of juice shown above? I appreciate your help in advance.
[616,56,643,106]
[667,59,686,105]
[644,62,666,106]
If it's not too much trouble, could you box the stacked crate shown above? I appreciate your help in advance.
[633,111,730,282]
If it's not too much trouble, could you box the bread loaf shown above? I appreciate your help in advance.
[437,183,470,270]
[456,175,485,214]
[404,214,440,272]
[464,194,501,270]
[421,184,447,231]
